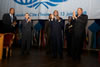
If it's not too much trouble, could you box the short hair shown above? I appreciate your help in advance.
[25,13,30,16]
[49,14,52,18]
[9,8,15,11]
[78,8,83,11]
[25,13,29,15]
[68,16,72,19]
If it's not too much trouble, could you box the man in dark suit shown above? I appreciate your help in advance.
[71,8,88,61]
[65,16,73,56]
[2,8,17,33]
[21,13,33,55]
[45,14,52,55]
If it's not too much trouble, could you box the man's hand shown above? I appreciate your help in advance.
[13,21,17,25]
[72,11,77,19]
[56,16,61,22]
[12,21,17,27]
[51,14,54,19]
[27,17,32,22]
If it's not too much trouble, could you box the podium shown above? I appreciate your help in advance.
[0,34,4,60]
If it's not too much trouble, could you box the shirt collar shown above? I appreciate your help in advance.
[10,13,13,17]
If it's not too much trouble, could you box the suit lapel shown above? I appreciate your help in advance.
[7,14,12,23]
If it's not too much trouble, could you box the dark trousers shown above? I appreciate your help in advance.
[51,37,63,58]
[46,37,52,55]
[21,33,31,54]
[66,34,72,56]
[71,34,84,60]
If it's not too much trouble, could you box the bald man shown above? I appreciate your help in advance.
[2,8,17,33]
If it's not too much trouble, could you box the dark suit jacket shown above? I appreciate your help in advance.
[21,19,33,39]
[50,18,64,46]
[72,14,88,37]
[2,13,17,33]
[65,21,73,34]
[71,14,88,58]
[44,20,51,37]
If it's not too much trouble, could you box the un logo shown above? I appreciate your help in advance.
[14,0,67,9]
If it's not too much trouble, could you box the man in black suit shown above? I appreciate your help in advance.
[65,16,73,56]
[71,8,88,61]
[21,13,33,55]
[45,14,52,55]
[2,8,17,33]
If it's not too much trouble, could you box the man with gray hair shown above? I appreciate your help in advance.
[71,8,88,61]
